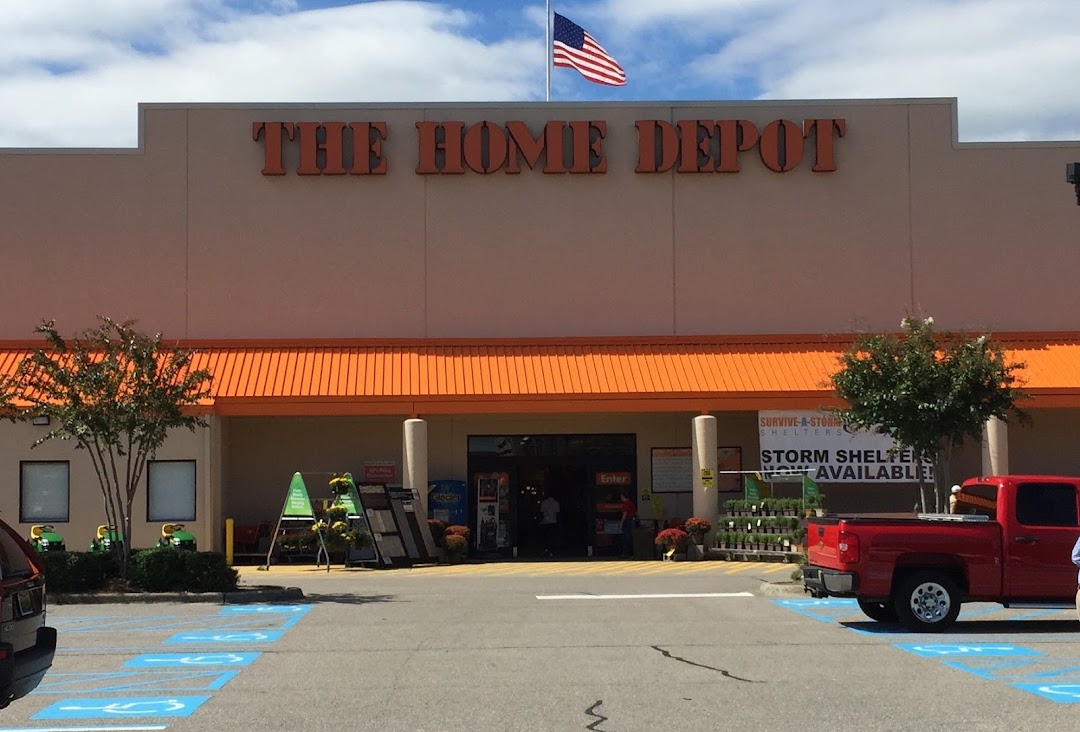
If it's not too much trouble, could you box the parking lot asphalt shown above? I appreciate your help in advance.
[6,560,1079,731]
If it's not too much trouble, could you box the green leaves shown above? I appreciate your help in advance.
[830,316,1027,473]
[10,316,213,578]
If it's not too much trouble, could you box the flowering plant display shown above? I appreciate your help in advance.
[654,528,688,552]
[444,533,468,559]
[428,519,448,548]
[328,474,352,496]
[683,517,712,540]
[445,525,470,542]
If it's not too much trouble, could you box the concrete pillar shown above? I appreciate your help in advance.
[692,415,719,522]
[981,416,1009,476]
[403,418,429,515]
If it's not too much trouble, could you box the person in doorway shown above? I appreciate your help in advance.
[619,491,638,558]
[1072,534,1080,622]
[539,492,560,557]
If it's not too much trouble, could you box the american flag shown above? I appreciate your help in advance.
[552,12,626,87]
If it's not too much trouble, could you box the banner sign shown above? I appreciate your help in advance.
[744,474,766,502]
[282,473,315,518]
[427,480,468,526]
[759,410,932,483]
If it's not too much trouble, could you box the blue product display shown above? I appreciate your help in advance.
[428,480,468,525]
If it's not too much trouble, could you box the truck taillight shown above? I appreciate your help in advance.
[837,531,860,563]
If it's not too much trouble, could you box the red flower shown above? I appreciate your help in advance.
[684,517,711,535]
[654,528,688,551]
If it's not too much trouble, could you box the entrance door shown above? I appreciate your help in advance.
[467,434,637,559]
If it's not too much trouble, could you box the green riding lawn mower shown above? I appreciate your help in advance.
[157,523,197,550]
[89,524,125,555]
[28,524,66,554]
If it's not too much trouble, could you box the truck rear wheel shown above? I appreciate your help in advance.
[857,600,898,622]
[894,572,961,632]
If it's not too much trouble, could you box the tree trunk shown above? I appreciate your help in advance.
[933,447,952,514]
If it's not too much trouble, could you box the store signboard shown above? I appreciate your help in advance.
[364,461,397,483]
[758,410,932,483]
[253,118,846,177]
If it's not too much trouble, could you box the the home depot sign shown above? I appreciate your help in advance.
[252,118,846,176]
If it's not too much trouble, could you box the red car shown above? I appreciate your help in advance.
[0,517,57,708]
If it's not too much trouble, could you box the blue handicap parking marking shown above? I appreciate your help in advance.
[773,598,862,623]
[895,643,1042,658]
[33,695,211,719]
[219,605,311,629]
[774,599,857,608]
[945,658,1080,681]
[220,605,310,615]
[1012,683,1080,703]
[33,670,240,694]
[125,652,262,668]
[51,613,279,634]
[164,630,284,644]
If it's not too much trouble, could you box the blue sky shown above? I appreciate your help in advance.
[2,0,1079,147]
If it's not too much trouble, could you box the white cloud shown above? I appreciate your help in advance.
[0,1,540,147]
[600,0,1080,140]
[2,0,1079,146]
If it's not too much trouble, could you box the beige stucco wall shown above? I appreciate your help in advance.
[220,412,761,526]
[3,98,1079,545]
[2,99,1078,340]
[0,408,1066,547]
[0,418,221,551]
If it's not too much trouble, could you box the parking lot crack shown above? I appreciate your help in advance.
[651,646,762,683]
[584,699,608,730]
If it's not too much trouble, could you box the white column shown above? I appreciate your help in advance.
[403,418,429,515]
[981,416,1009,476]
[692,415,718,522]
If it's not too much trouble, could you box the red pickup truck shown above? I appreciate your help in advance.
[802,475,1080,632]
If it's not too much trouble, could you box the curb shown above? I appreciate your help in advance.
[51,585,305,605]
[758,580,808,598]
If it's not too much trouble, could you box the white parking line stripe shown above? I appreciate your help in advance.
[536,592,754,600]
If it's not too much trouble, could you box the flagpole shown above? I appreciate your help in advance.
[545,0,551,102]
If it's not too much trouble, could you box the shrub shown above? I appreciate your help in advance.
[130,548,187,592]
[182,552,239,593]
[654,528,688,552]
[40,551,119,593]
[130,549,240,593]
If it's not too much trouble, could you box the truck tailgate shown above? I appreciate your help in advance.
[806,518,842,569]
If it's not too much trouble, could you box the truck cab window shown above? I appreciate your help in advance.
[1015,482,1079,527]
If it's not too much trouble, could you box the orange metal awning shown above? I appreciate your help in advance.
[3,334,1080,416]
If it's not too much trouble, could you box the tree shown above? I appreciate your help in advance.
[829,316,1028,513]
[10,317,212,578]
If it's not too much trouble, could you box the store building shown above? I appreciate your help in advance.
[2,98,1079,556]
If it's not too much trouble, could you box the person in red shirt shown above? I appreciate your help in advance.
[620,491,638,558]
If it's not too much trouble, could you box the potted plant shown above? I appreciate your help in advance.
[654,527,688,560]
[683,517,711,560]
[328,474,352,497]
[444,533,468,563]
